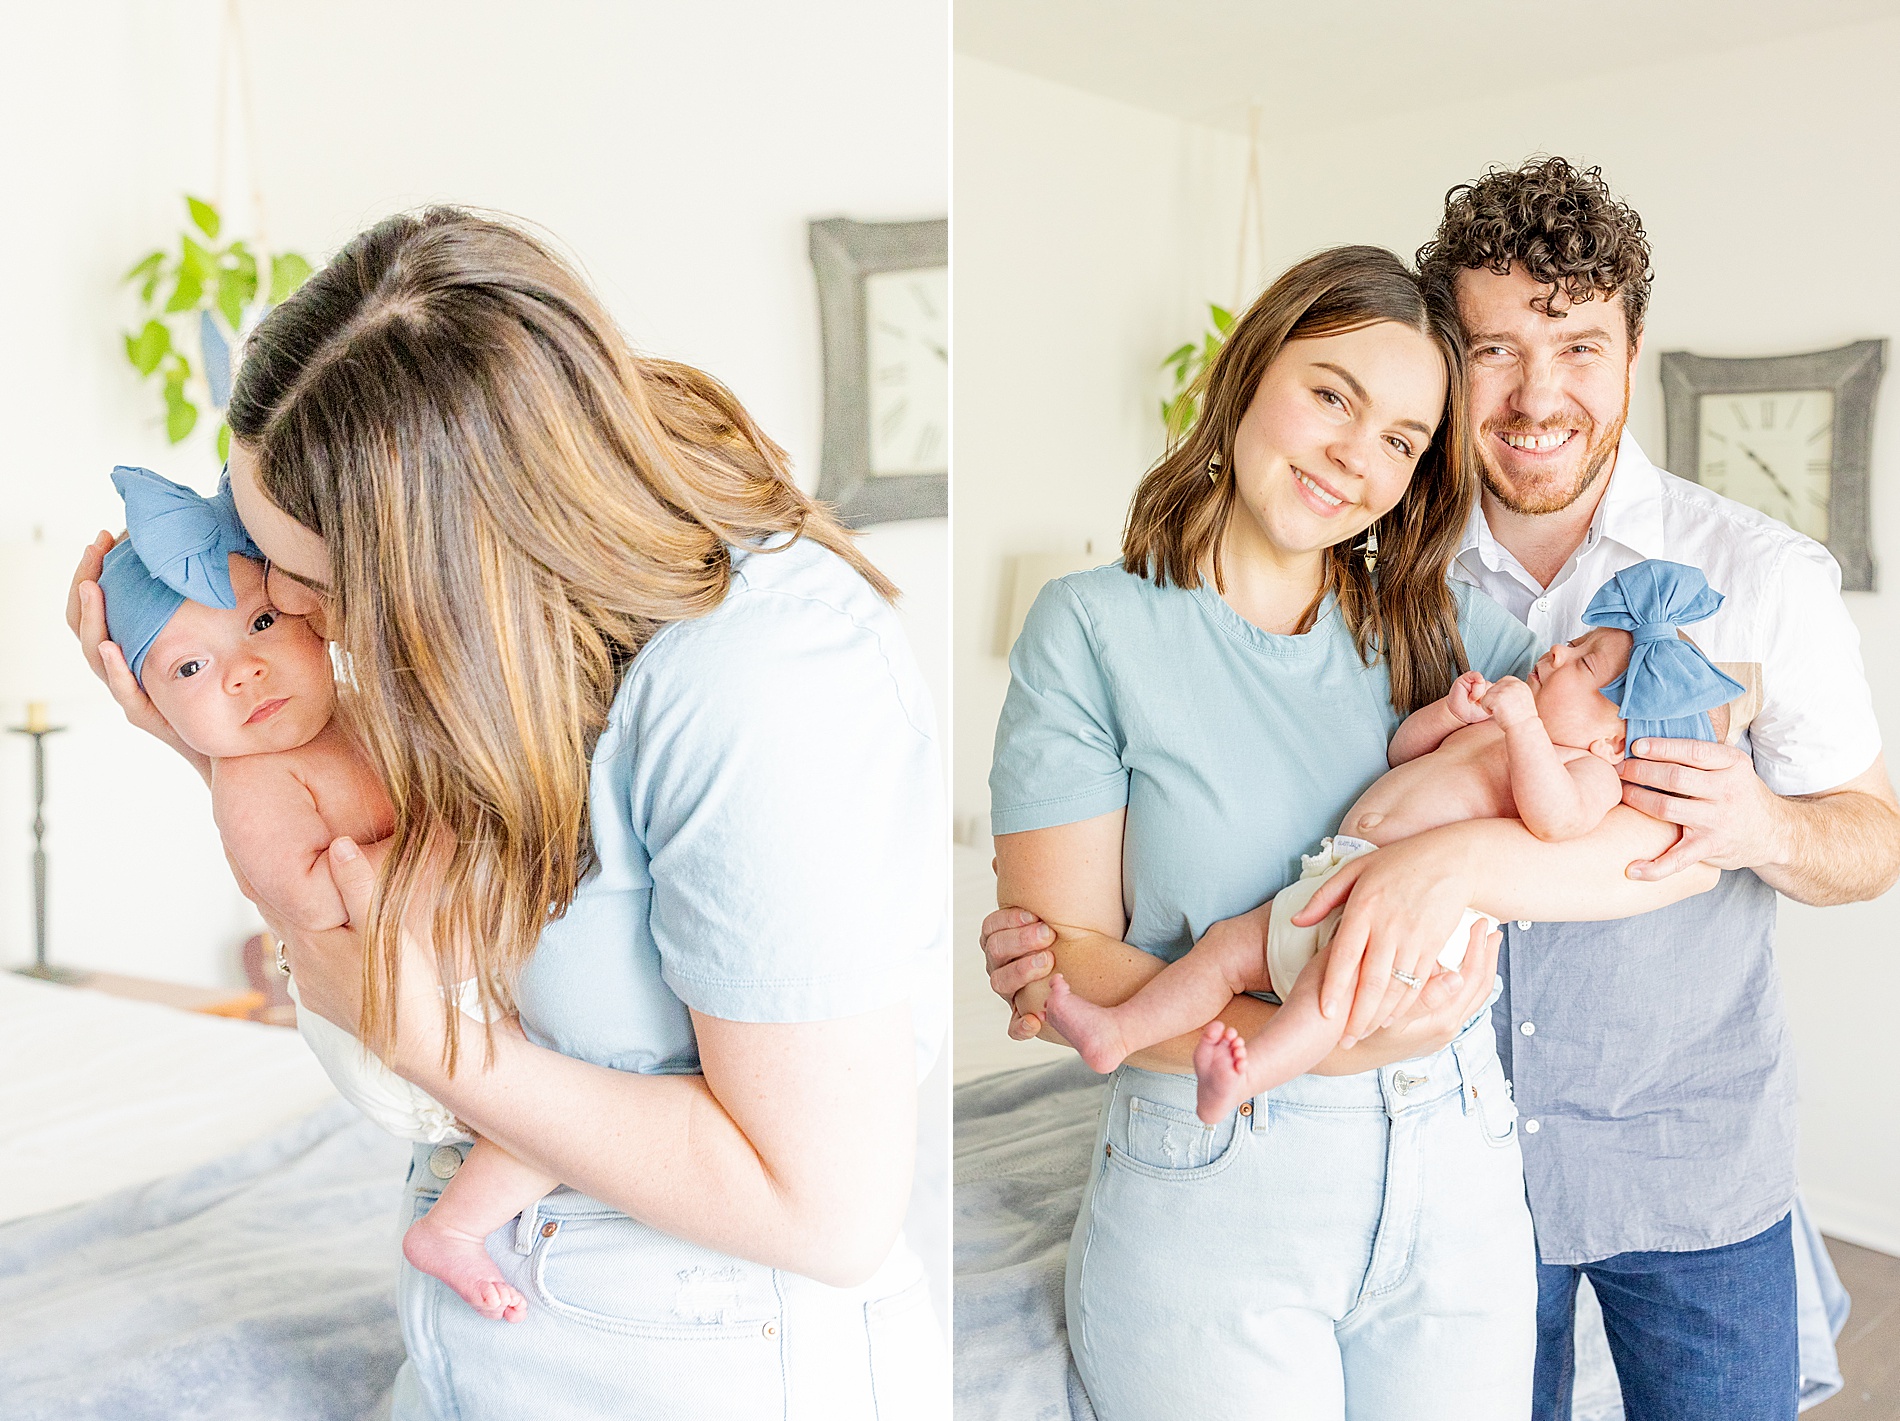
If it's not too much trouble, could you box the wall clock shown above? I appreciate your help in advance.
[809,217,947,527]
[1660,339,1885,590]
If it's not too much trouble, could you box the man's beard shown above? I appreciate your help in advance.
[1479,381,1631,517]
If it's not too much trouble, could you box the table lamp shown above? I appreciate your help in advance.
[1,534,105,982]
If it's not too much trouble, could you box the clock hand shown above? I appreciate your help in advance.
[1735,441,1795,505]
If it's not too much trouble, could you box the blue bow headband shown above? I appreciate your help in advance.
[99,465,262,683]
[1581,559,1745,746]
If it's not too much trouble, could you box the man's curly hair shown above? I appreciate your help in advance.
[1417,156,1653,341]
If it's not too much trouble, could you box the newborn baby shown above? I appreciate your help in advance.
[1045,559,1744,1123]
[101,466,554,1323]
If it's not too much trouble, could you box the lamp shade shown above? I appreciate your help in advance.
[0,536,111,730]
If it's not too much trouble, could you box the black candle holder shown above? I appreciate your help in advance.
[9,717,82,984]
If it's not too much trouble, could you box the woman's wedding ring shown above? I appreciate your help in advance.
[274,938,292,977]
[1391,967,1422,988]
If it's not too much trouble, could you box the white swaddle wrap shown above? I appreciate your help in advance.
[1265,834,1496,1000]
[285,977,494,1145]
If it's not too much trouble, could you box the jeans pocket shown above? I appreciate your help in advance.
[530,1211,783,1340]
[865,1277,948,1421]
[1111,1094,1242,1178]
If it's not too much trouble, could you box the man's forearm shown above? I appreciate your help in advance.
[1757,788,1900,905]
[1455,807,1720,920]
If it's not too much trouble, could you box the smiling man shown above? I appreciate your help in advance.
[1417,157,1900,1421]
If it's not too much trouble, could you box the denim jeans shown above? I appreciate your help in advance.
[1065,1000,1536,1420]
[1532,1212,1797,1421]
[387,1141,946,1420]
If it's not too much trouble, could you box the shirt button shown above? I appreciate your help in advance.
[1524,1118,1541,1134]
[1535,597,1550,611]
[1516,920,1532,931]
[1520,1021,1535,1036]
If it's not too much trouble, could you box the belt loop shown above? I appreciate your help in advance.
[1450,1030,1479,1116]
[513,1195,543,1255]
[1247,1094,1269,1135]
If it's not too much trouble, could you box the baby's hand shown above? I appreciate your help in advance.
[1448,670,1492,724]
[1480,675,1537,727]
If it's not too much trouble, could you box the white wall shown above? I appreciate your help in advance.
[0,1,947,986]
[951,57,1247,827]
[1246,12,1900,1256]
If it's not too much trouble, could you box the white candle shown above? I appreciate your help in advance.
[24,701,48,733]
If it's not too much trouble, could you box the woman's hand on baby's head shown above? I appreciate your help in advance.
[1448,671,1492,724]
[66,531,211,778]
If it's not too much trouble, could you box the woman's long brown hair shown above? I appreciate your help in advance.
[1122,245,1477,715]
[227,207,895,1071]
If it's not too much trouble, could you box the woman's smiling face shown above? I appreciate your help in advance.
[1226,321,1448,565]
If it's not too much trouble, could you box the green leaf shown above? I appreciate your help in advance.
[1210,304,1234,334]
[124,251,164,285]
[125,319,172,375]
[1160,342,1195,369]
[186,195,221,240]
[216,422,232,462]
[1202,333,1221,363]
[180,235,215,282]
[268,251,313,306]
[166,260,205,313]
[216,268,247,330]
[165,386,198,444]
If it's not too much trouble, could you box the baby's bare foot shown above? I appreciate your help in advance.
[1193,1022,1251,1124]
[1043,974,1132,1074]
[403,1214,527,1323]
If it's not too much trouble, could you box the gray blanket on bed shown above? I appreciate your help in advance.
[953,1059,1848,1421]
[0,1099,410,1421]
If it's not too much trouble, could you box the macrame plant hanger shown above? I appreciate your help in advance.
[203,0,268,415]
[1233,105,1267,310]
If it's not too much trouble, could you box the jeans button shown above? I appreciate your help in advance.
[427,1145,462,1180]
[1394,1070,1427,1095]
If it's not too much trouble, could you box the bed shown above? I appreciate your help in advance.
[950,840,1848,1421]
[0,966,951,1420]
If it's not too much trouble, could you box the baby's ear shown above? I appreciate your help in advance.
[1589,730,1626,764]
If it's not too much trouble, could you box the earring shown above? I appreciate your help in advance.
[1206,452,1224,484]
[1360,524,1380,575]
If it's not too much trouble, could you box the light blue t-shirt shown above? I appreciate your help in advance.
[514,536,947,1081]
[989,566,1539,963]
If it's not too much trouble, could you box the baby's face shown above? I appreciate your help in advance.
[1527,626,1633,756]
[143,555,336,759]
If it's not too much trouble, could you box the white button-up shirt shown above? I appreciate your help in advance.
[1452,430,1881,796]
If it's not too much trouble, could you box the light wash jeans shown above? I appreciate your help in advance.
[387,1141,946,1420]
[1065,998,1536,1419]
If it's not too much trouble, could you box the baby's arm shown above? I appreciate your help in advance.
[213,758,351,932]
[1485,678,1624,840]
[1388,671,1491,765]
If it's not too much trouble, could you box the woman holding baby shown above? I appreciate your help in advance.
[980,246,1716,1417]
[71,209,944,1419]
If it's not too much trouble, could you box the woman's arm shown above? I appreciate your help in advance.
[1388,670,1489,766]
[1303,805,1720,1043]
[283,839,917,1289]
[993,811,1493,1073]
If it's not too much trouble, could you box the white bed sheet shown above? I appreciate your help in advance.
[0,971,340,1225]
[954,838,1073,1082]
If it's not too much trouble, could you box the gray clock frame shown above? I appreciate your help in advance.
[809,216,948,528]
[1660,339,1885,591]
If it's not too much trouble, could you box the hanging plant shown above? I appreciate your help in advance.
[122,195,313,460]
[1159,302,1234,441]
